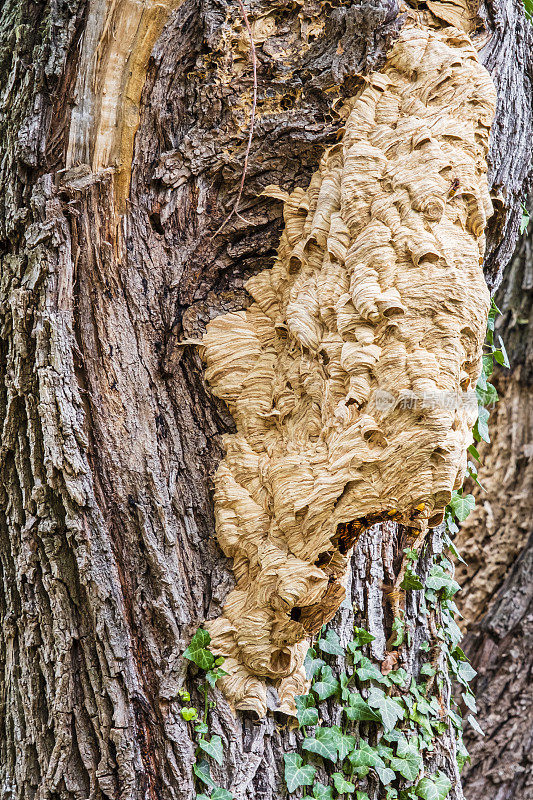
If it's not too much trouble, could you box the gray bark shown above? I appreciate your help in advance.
[455,199,533,800]
[0,1,531,799]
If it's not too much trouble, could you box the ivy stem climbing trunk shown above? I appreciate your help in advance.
[0,1,531,799]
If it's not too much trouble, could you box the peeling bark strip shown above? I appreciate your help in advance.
[200,5,495,716]
[0,0,532,797]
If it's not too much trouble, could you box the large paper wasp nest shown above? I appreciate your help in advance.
[200,15,496,716]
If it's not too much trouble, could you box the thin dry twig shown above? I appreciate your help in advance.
[213,0,258,237]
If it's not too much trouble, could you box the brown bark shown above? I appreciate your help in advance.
[455,203,533,800]
[0,1,531,799]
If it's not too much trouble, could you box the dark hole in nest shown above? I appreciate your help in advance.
[315,550,334,568]
[331,513,396,556]
[290,606,302,621]
[333,519,361,555]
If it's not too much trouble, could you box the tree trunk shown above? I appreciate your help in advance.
[0,1,531,799]
[454,197,533,800]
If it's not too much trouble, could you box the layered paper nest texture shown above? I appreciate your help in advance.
[200,21,496,716]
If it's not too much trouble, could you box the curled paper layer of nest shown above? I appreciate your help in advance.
[200,16,496,717]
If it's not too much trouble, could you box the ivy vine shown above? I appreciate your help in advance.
[178,629,229,798]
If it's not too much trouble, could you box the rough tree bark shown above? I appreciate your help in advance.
[455,197,533,800]
[0,1,531,799]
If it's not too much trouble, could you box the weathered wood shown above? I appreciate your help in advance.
[0,1,531,798]
[480,0,533,287]
[455,208,533,800]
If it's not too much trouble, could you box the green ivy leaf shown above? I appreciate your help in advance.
[474,406,490,443]
[396,735,416,756]
[443,509,459,536]
[212,790,233,800]
[206,667,228,688]
[347,643,363,662]
[356,657,391,685]
[477,366,489,391]
[336,729,357,760]
[305,653,326,680]
[401,571,424,591]
[353,626,376,645]
[442,616,462,649]
[183,629,215,671]
[376,742,394,759]
[429,697,442,718]
[283,753,316,793]
[332,773,356,794]
[433,771,452,800]
[487,297,501,328]
[467,443,480,461]
[367,687,405,731]
[457,660,477,685]
[391,616,405,646]
[383,728,403,743]
[476,379,498,409]
[494,336,510,368]
[467,714,485,736]
[195,722,209,735]
[415,772,451,800]
[446,536,466,564]
[344,692,382,723]
[456,738,470,772]
[318,630,345,656]
[482,353,494,377]
[188,627,210,648]
[312,782,334,800]
[390,745,422,781]
[295,694,319,728]
[409,705,433,738]
[193,759,215,788]
[181,707,198,721]
[452,645,468,661]
[348,741,384,777]
[313,665,339,701]
[520,202,530,234]
[449,491,475,523]
[447,708,463,731]
[462,691,477,714]
[357,793,371,800]
[420,663,436,678]
[426,567,461,599]
[416,696,432,717]
[199,735,224,766]
[302,728,339,762]
[339,671,352,701]
[375,764,396,786]
[415,779,439,800]
[389,668,408,686]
